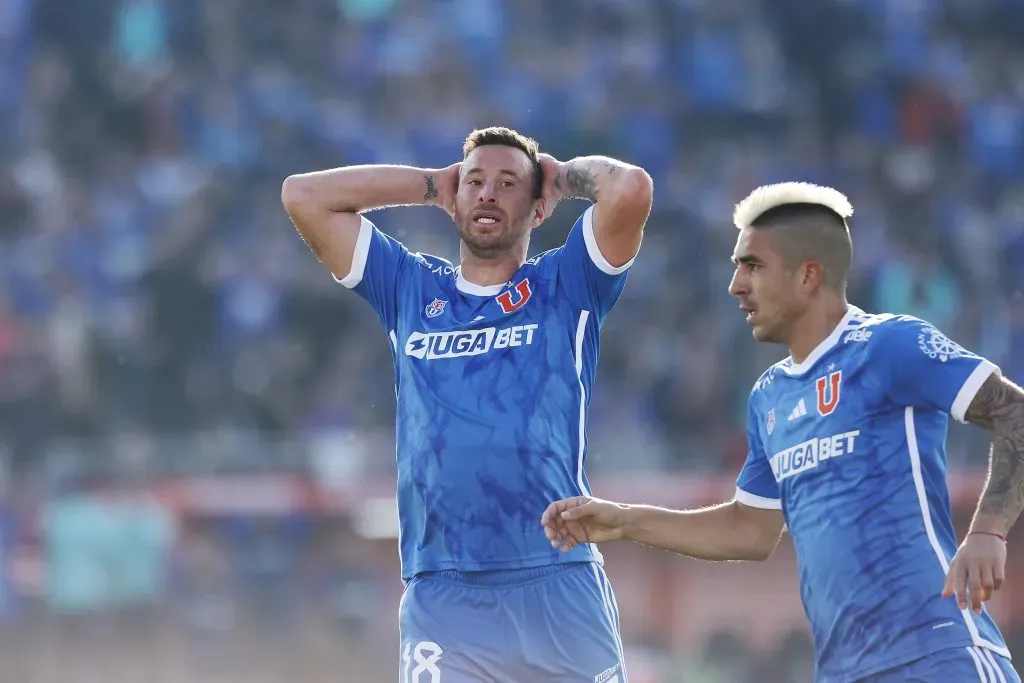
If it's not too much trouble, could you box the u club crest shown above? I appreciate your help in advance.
[425,298,447,318]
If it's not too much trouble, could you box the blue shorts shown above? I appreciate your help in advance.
[398,562,626,683]
[864,646,1020,683]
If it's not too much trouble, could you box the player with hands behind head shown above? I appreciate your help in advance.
[283,127,652,682]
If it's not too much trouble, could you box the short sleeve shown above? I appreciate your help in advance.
[735,398,782,509]
[335,215,412,332]
[554,206,636,321]
[872,316,999,423]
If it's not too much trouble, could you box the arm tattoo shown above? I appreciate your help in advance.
[565,165,598,202]
[563,157,625,203]
[423,175,438,202]
[964,374,1024,531]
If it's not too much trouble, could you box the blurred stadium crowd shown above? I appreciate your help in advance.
[0,0,1023,681]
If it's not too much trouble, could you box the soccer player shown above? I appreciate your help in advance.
[542,182,1024,682]
[282,127,651,682]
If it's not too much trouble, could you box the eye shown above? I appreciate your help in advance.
[501,180,515,188]
[467,179,482,187]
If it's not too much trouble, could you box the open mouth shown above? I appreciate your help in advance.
[471,210,504,226]
[739,306,757,323]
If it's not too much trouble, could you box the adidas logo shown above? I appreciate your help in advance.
[788,398,808,421]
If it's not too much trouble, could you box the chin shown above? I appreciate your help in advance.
[463,237,508,259]
[751,326,779,344]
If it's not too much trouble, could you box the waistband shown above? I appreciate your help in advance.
[414,561,595,587]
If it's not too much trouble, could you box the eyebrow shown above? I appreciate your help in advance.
[731,254,763,265]
[463,167,521,177]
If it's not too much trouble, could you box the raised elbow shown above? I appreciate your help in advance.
[281,174,312,215]
[619,167,653,213]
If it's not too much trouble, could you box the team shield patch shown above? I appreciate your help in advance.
[425,298,447,318]
[496,279,532,314]
[816,371,843,416]
[766,408,776,435]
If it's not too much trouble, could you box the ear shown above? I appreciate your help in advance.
[531,198,546,229]
[800,261,825,292]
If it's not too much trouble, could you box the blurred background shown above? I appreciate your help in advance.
[0,0,1023,681]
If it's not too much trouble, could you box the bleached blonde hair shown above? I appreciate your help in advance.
[733,182,853,230]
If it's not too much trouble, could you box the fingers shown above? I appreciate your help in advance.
[943,557,1004,614]
[540,497,588,526]
[977,564,996,611]
[968,563,990,614]
[541,498,591,553]
[942,559,969,611]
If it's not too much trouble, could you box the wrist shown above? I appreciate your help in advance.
[969,530,1007,542]
[969,513,1010,540]
[421,168,448,208]
[619,504,643,540]
[551,160,570,204]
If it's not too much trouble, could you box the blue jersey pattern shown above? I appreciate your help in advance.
[735,307,1011,682]
[339,207,631,579]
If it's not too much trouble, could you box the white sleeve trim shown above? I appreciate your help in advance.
[950,359,999,424]
[581,205,637,275]
[334,216,373,289]
[734,487,782,510]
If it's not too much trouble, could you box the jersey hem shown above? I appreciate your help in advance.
[334,215,373,288]
[950,359,999,423]
[820,638,992,682]
[582,206,636,275]
[401,552,604,580]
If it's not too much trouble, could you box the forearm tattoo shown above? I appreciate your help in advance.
[423,175,438,202]
[965,374,1024,531]
[562,157,623,203]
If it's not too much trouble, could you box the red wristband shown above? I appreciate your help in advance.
[968,530,1007,543]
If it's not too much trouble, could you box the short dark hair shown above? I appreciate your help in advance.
[462,127,542,199]
[750,203,852,290]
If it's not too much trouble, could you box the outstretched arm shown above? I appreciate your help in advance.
[281,164,457,280]
[943,372,1024,613]
[542,496,786,562]
[543,155,653,268]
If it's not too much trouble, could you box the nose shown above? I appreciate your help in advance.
[477,182,499,204]
[728,269,746,297]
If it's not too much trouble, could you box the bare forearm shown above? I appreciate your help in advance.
[554,156,646,204]
[282,165,443,214]
[965,375,1024,537]
[622,501,781,562]
[281,164,445,279]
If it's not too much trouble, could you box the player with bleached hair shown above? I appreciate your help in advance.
[544,182,1023,682]
[283,127,652,682]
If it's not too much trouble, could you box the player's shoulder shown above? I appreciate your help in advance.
[750,359,789,397]
[854,311,942,348]
[846,311,971,370]
[408,251,458,280]
[524,249,559,270]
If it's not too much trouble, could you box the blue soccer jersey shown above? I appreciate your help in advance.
[735,307,1011,682]
[339,206,631,578]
